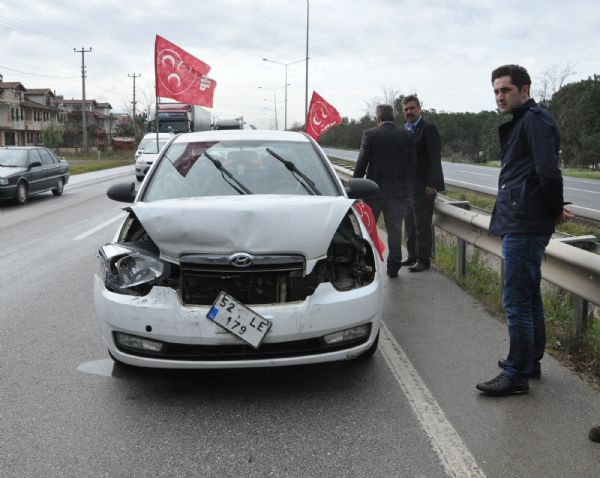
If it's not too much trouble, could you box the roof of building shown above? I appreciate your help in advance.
[21,99,62,111]
[25,89,55,96]
[0,82,26,90]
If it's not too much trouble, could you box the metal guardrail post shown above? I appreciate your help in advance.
[573,296,589,336]
[457,238,466,279]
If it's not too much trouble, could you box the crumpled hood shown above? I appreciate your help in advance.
[130,195,355,261]
[0,166,25,178]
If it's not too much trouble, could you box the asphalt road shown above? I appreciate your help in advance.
[322,147,600,222]
[1,168,600,477]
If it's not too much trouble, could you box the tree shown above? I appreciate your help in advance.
[42,122,65,148]
[535,63,576,106]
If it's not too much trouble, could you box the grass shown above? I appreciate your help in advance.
[61,149,133,175]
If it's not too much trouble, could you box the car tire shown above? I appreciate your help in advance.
[359,331,379,359]
[15,181,28,205]
[52,177,64,196]
[136,175,143,182]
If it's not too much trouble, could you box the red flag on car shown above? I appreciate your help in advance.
[154,35,217,107]
[352,201,385,261]
[306,91,342,142]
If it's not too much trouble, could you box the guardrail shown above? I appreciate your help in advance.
[334,164,600,335]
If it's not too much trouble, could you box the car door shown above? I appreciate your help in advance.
[38,148,59,190]
[26,150,46,193]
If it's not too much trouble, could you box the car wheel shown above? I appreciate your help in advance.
[15,181,28,205]
[52,177,64,196]
[136,175,143,182]
[359,331,379,359]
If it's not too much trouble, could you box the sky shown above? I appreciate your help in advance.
[1,0,599,130]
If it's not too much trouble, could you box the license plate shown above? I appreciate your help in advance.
[206,291,272,348]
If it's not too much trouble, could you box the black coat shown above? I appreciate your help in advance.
[489,99,564,235]
[412,118,445,194]
[353,122,414,198]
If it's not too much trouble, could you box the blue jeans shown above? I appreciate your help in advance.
[501,233,551,383]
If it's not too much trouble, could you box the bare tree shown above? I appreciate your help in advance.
[535,62,576,104]
[364,87,405,117]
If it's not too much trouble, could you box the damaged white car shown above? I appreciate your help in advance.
[94,130,383,368]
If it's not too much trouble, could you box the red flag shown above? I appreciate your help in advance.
[154,35,217,107]
[353,201,385,261]
[306,91,342,142]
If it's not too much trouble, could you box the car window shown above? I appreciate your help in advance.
[29,150,43,166]
[0,149,29,167]
[38,149,56,165]
[137,138,169,154]
[143,140,340,201]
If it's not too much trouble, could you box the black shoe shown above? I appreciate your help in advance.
[400,257,417,266]
[589,426,600,442]
[387,267,399,278]
[498,359,541,379]
[476,374,529,396]
[408,261,430,273]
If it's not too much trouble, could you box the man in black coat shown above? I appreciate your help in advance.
[353,104,414,278]
[476,64,573,396]
[401,95,445,272]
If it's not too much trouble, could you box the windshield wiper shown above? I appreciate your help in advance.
[266,148,321,195]
[0,164,17,167]
[203,151,252,195]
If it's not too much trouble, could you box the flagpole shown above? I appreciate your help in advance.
[155,93,160,151]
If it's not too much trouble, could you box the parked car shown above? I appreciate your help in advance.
[0,146,70,205]
[134,132,174,181]
[95,130,382,369]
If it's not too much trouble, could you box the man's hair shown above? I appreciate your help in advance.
[401,95,421,108]
[376,104,394,122]
[491,64,531,91]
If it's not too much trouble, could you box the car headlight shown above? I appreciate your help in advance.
[98,244,170,294]
[0,178,8,185]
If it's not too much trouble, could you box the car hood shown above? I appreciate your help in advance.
[0,166,25,178]
[129,195,355,261]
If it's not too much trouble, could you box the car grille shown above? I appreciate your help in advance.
[181,254,310,305]
[113,326,371,361]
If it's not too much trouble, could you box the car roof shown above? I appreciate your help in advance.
[172,129,312,144]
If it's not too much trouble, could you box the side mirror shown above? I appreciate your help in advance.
[107,182,136,203]
[29,161,42,169]
[346,178,379,199]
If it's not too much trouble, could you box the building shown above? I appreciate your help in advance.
[0,74,65,146]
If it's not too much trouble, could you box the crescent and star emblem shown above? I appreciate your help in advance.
[157,48,198,96]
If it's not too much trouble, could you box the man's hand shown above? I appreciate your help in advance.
[556,207,575,225]
[425,186,437,196]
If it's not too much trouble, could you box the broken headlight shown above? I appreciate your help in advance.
[98,244,171,295]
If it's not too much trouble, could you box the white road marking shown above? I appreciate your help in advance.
[77,359,115,377]
[379,322,486,478]
[445,178,497,192]
[457,170,493,177]
[569,204,600,214]
[73,213,126,241]
[564,186,600,195]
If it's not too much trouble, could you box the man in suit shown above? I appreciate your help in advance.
[401,95,445,272]
[353,104,414,278]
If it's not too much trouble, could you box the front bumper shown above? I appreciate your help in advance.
[0,184,17,200]
[94,274,382,368]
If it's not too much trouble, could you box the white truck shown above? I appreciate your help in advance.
[154,103,211,133]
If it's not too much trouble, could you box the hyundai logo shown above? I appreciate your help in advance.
[229,252,254,268]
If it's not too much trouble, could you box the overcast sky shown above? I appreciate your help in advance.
[1,0,599,129]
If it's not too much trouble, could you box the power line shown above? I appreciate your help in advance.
[0,64,78,79]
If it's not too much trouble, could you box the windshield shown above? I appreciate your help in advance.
[137,138,170,154]
[143,140,340,201]
[0,149,28,167]
[158,121,189,134]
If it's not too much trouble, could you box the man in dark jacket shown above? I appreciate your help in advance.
[401,95,445,272]
[476,64,573,396]
[353,104,414,278]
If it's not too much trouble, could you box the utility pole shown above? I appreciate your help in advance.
[128,73,141,140]
[74,47,92,151]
